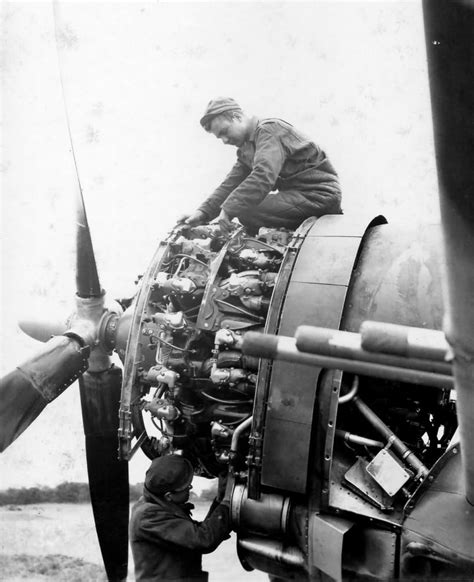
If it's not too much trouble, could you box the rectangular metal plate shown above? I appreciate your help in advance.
[261,282,346,492]
[262,417,312,493]
[309,514,353,582]
[291,237,361,286]
[278,282,346,335]
[268,359,319,422]
[366,449,411,496]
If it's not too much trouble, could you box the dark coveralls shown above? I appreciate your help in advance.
[197,117,342,233]
[130,489,231,582]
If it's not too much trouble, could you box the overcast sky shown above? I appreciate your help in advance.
[0,1,440,489]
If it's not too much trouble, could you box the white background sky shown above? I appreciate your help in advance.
[0,1,440,490]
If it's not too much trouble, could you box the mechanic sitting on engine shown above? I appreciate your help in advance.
[182,97,342,236]
[130,455,231,582]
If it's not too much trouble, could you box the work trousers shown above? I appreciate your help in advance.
[237,189,342,234]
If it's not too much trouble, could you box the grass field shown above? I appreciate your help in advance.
[0,502,268,581]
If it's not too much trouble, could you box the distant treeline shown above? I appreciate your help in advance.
[0,481,217,506]
[0,482,143,506]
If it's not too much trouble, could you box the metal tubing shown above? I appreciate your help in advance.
[238,537,305,569]
[243,334,453,389]
[338,376,359,404]
[335,429,384,449]
[295,326,451,374]
[423,0,474,504]
[359,321,450,361]
[352,396,429,479]
[231,416,253,453]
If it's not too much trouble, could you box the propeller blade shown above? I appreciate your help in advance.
[53,8,127,579]
[52,3,102,299]
[19,318,69,343]
[79,366,129,582]
[0,335,89,452]
[75,188,102,299]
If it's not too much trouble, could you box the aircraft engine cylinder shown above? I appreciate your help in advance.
[231,483,291,537]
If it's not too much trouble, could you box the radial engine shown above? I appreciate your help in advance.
[116,221,288,470]
[114,213,470,581]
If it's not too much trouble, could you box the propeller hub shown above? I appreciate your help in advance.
[65,294,113,373]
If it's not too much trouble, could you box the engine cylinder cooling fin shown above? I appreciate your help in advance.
[120,221,294,473]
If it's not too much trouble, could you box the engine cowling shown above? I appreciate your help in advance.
[116,214,467,580]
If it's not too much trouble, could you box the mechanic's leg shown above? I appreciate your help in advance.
[238,191,310,234]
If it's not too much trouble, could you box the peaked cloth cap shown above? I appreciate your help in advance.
[200,97,243,128]
[145,455,194,495]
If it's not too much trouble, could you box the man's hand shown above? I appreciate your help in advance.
[217,209,233,237]
[177,210,206,226]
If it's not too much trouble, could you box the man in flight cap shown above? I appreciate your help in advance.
[182,97,342,235]
[130,455,231,581]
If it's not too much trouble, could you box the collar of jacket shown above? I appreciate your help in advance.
[247,116,259,142]
[143,486,194,516]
